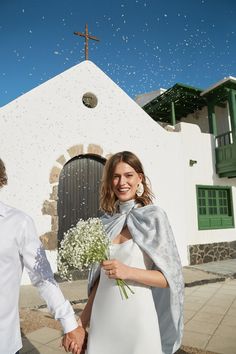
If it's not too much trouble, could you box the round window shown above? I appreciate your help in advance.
[82,92,98,108]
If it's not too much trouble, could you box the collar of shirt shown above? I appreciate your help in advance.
[0,201,10,217]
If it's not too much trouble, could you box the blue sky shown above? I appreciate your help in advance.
[0,0,235,107]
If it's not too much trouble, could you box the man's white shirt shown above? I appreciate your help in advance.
[0,201,78,354]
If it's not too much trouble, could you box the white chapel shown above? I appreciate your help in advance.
[0,60,235,284]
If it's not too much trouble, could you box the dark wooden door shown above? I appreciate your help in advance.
[58,154,105,242]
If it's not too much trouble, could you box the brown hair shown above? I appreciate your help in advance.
[0,158,7,188]
[100,151,154,214]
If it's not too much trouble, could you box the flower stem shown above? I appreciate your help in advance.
[116,279,134,300]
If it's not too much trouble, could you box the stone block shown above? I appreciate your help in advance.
[230,252,236,259]
[67,145,84,158]
[50,185,58,201]
[51,216,58,231]
[190,254,197,265]
[40,232,57,250]
[56,155,66,166]
[203,255,212,263]
[49,166,61,184]
[42,200,57,216]
[87,144,103,155]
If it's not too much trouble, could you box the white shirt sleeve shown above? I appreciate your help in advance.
[19,214,78,333]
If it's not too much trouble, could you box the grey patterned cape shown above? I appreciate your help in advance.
[88,199,184,354]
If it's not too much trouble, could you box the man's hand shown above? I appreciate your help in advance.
[62,326,86,354]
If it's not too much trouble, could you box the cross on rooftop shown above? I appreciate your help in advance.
[74,24,100,60]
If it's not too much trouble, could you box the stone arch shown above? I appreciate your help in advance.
[40,144,111,250]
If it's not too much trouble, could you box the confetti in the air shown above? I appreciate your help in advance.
[0,0,235,106]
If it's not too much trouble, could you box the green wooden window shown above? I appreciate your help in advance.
[196,185,234,230]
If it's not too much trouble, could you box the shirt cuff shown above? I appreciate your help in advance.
[60,315,79,333]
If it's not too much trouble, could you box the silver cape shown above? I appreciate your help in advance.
[88,199,184,354]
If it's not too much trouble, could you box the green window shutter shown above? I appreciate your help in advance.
[196,185,234,230]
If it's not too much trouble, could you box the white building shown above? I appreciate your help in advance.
[138,78,236,264]
[1,61,235,283]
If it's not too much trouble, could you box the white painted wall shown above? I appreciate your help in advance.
[176,122,236,246]
[181,107,209,133]
[1,61,235,284]
[181,102,231,137]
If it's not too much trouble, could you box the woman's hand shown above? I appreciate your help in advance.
[102,259,131,280]
[65,329,88,354]
[61,326,86,354]
[103,260,169,288]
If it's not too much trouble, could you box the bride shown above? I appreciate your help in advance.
[69,151,184,354]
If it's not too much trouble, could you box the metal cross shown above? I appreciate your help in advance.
[74,24,100,60]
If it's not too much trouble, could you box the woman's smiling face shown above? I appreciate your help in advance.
[112,161,142,202]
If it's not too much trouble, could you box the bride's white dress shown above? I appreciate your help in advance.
[86,239,162,354]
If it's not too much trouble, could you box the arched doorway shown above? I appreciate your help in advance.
[58,154,106,242]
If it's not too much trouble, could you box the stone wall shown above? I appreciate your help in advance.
[189,241,236,265]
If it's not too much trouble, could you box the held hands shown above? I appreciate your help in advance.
[62,326,87,354]
[102,259,131,280]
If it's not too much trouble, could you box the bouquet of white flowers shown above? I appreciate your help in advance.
[58,217,134,299]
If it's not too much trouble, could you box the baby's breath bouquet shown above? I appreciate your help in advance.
[58,217,134,299]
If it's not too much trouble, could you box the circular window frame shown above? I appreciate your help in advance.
[82,92,98,109]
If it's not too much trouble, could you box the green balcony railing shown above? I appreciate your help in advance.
[215,131,233,147]
[215,131,236,178]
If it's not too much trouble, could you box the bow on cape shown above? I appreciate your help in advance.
[88,199,184,354]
